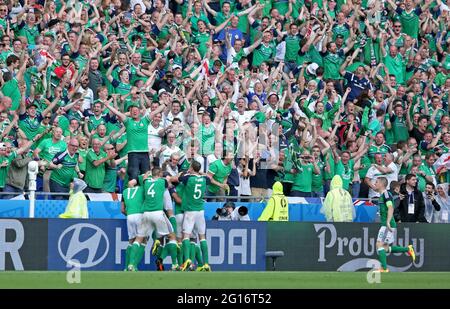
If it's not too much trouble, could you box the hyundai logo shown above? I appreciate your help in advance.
[58,223,109,268]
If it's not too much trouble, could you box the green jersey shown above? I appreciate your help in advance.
[199,123,216,155]
[368,144,391,161]
[396,7,420,39]
[123,186,144,215]
[124,116,150,153]
[311,160,325,192]
[390,114,409,143]
[0,152,16,188]
[173,183,185,215]
[334,159,354,191]
[379,190,396,228]
[292,163,314,192]
[37,138,67,162]
[19,115,42,140]
[50,150,79,187]
[383,53,406,85]
[139,176,168,212]
[180,174,210,211]
[322,50,344,80]
[85,149,107,189]
[284,34,301,62]
[252,42,276,67]
[207,159,232,193]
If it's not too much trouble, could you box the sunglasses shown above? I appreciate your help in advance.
[69,144,79,147]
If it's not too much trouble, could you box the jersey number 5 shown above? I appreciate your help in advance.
[193,183,202,199]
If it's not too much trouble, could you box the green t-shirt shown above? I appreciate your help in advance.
[383,53,406,85]
[199,124,216,155]
[181,174,209,211]
[123,186,144,215]
[391,114,409,143]
[252,42,276,67]
[207,159,232,193]
[397,7,420,39]
[37,138,67,162]
[0,152,16,188]
[102,166,118,193]
[292,163,314,192]
[124,116,150,153]
[323,50,344,80]
[334,159,354,191]
[19,115,42,140]
[50,151,79,187]
[1,78,21,111]
[174,183,185,215]
[85,149,107,189]
[368,144,391,161]
[311,160,325,192]
[78,148,87,172]
[139,176,168,212]
[284,34,301,62]
[379,190,396,228]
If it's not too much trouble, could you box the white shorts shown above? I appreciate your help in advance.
[127,213,143,240]
[183,210,206,236]
[137,210,173,238]
[377,226,396,245]
[175,213,184,239]
[163,189,173,211]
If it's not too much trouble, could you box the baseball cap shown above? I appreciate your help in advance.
[158,88,167,96]
[336,34,344,39]
[197,106,206,114]
[27,101,39,109]
[268,92,279,100]
[0,143,6,150]
[306,63,319,76]
[172,64,182,70]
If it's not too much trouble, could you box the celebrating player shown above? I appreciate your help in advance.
[375,176,416,272]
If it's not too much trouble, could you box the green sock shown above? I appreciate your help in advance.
[169,216,177,235]
[377,247,387,270]
[195,244,204,267]
[128,243,140,268]
[390,246,408,253]
[134,243,146,269]
[200,239,209,264]
[125,244,132,268]
[182,239,190,263]
[177,243,183,265]
[190,242,196,261]
[166,242,178,266]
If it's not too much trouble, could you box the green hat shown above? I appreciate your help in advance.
[127,103,140,111]
[252,111,266,123]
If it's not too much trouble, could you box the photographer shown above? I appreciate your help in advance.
[212,201,251,221]
[212,201,235,220]
[423,182,442,223]
[230,206,250,221]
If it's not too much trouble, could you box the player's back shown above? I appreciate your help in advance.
[123,186,145,215]
[182,174,208,212]
[140,176,167,212]
[174,183,185,215]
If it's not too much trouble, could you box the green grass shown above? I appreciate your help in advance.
[1,272,450,289]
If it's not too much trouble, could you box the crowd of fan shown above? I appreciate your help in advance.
[0,0,449,222]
